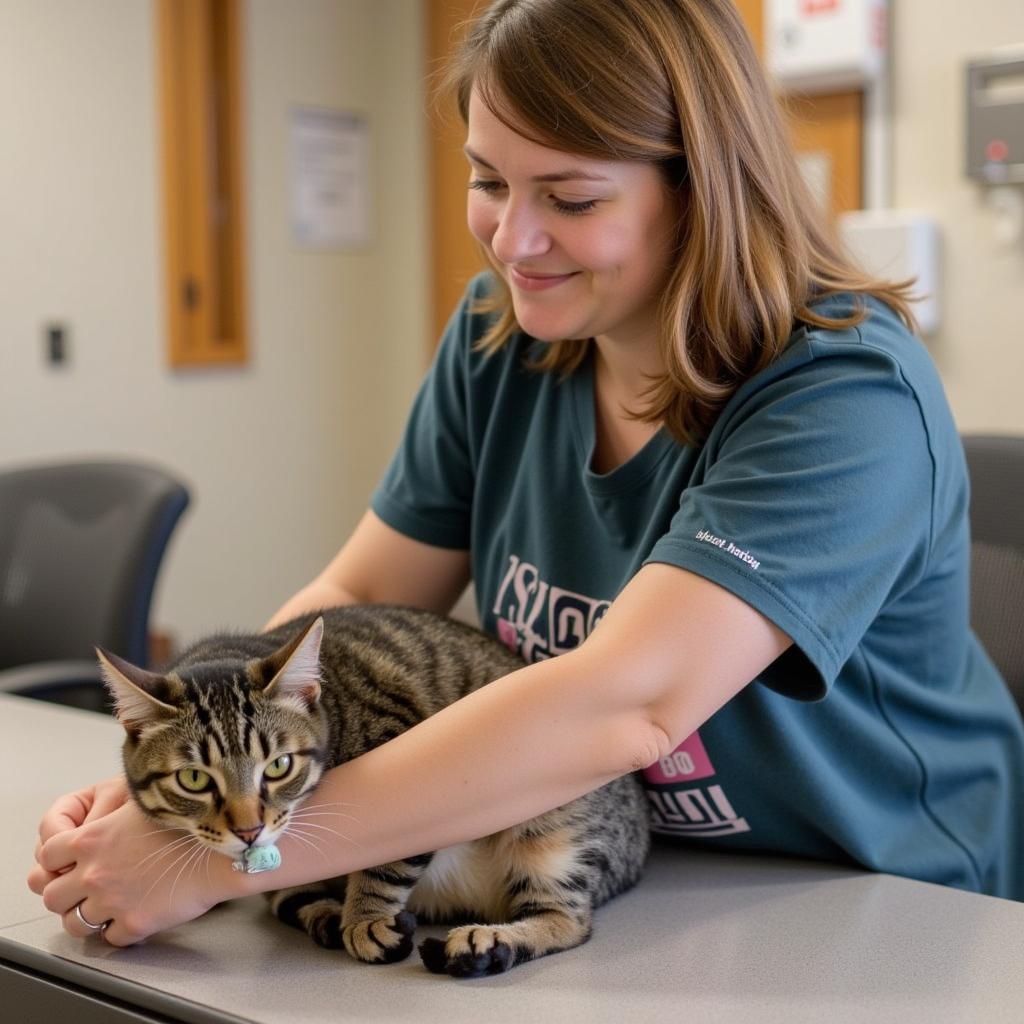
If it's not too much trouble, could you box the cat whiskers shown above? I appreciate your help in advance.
[294,799,364,816]
[168,839,210,909]
[285,818,361,849]
[281,824,331,862]
[127,826,190,841]
[140,836,204,906]
[289,808,361,825]
[296,799,363,809]
[203,845,215,891]
[134,831,202,874]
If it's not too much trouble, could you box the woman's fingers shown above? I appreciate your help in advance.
[37,790,93,844]
[88,916,138,947]
[61,900,112,940]
[84,776,130,824]
[37,777,128,846]
[39,868,86,917]
[33,778,129,885]
[36,826,81,875]
[26,860,61,895]
[32,801,225,948]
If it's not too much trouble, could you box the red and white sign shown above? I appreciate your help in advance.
[801,0,840,14]
[769,0,887,94]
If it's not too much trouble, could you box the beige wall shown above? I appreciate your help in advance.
[893,0,1024,431]
[0,0,428,645]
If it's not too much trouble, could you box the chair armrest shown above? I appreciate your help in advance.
[0,660,103,695]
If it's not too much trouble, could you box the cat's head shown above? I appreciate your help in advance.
[98,618,328,858]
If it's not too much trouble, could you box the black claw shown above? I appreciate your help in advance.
[447,951,492,978]
[312,914,345,950]
[418,937,449,974]
[486,942,514,974]
[376,932,413,964]
[393,910,417,936]
[419,934,517,978]
[275,891,322,931]
[351,915,417,964]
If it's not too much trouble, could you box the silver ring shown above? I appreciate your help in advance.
[74,901,109,933]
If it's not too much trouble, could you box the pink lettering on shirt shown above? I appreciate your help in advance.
[496,617,519,653]
[644,730,716,784]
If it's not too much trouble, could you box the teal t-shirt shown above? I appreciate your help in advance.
[372,272,1024,900]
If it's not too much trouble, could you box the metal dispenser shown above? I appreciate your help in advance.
[966,53,1024,185]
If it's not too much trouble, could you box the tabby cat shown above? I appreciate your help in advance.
[98,605,650,978]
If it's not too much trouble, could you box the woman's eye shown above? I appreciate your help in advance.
[469,178,597,216]
[177,768,212,793]
[264,754,293,780]
[468,178,503,195]
[551,197,598,216]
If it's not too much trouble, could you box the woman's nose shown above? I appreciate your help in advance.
[489,200,551,264]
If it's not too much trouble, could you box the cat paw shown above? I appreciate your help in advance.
[418,927,516,978]
[343,910,417,964]
[275,893,346,949]
[307,910,345,949]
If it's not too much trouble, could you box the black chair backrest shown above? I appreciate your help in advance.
[962,435,1024,713]
[0,461,189,668]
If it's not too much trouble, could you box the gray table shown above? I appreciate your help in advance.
[2,693,1022,1024]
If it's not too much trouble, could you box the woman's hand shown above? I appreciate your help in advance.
[39,774,129,841]
[28,800,229,946]
[28,775,131,893]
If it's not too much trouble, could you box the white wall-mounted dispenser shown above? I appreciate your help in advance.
[838,210,941,336]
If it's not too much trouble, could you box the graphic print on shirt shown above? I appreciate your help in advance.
[491,553,612,662]
[490,553,752,838]
[644,731,751,837]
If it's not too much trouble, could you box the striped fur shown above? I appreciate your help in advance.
[102,605,650,977]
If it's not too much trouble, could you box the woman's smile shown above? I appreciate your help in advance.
[508,267,581,291]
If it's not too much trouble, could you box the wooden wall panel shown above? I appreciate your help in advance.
[427,0,485,346]
[784,91,864,220]
[736,0,863,219]
[734,0,763,50]
[157,0,247,367]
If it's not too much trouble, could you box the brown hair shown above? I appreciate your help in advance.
[440,0,918,446]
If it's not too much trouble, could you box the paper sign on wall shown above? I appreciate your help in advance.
[797,151,833,212]
[290,108,371,249]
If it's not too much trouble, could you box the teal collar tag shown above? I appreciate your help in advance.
[232,844,281,874]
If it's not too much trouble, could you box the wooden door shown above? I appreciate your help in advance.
[427,1,483,345]
[734,0,863,221]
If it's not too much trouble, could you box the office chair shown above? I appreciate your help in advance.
[962,434,1024,714]
[0,460,189,712]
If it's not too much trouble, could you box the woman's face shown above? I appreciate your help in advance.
[465,89,679,352]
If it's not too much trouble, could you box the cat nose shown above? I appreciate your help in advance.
[231,824,264,846]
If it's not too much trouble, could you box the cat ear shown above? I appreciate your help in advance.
[96,648,179,736]
[261,617,323,709]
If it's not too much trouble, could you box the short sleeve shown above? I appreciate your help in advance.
[370,284,482,550]
[644,336,935,701]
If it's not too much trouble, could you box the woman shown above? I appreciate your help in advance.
[29,0,1024,943]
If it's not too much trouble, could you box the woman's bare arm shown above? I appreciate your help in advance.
[35,561,791,944]
[265,510,471,628]
[30,510,470,867]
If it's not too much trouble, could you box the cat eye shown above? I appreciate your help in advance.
[177,767,213,793]
[264,754,293,780]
